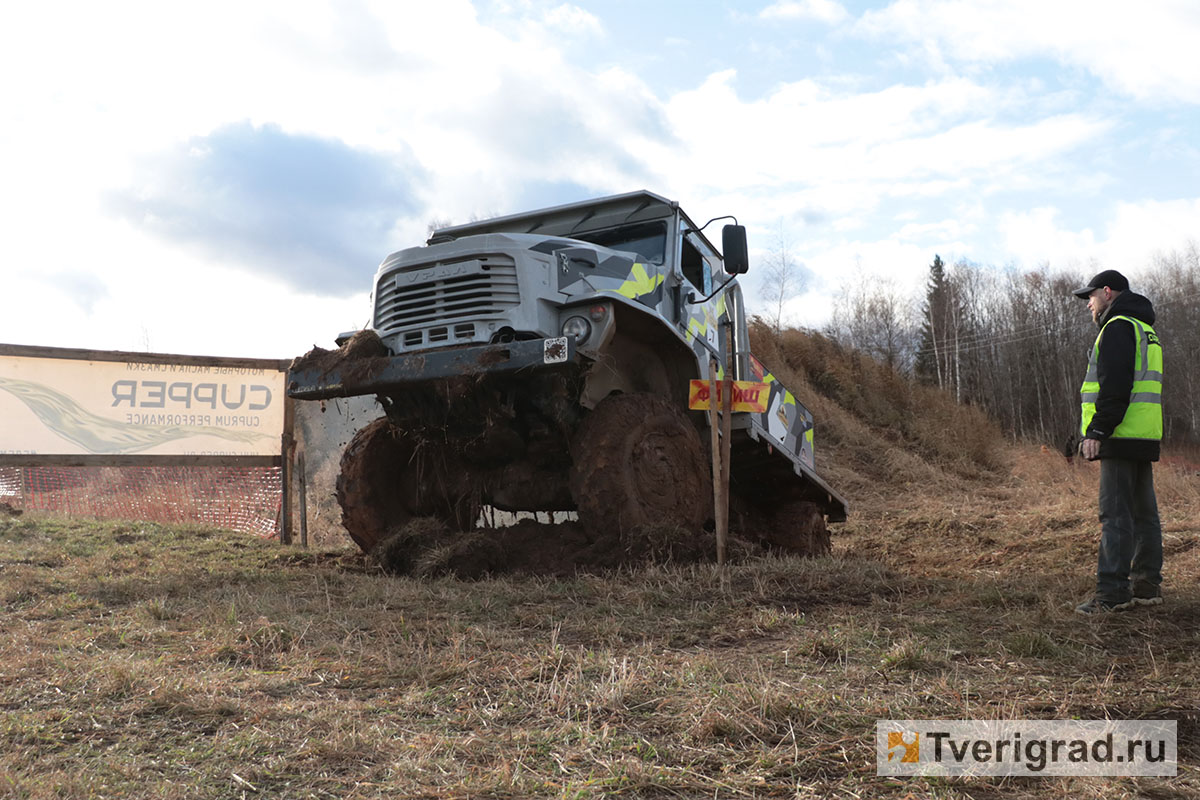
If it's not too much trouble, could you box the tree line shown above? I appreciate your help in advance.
[824,242,1200,450]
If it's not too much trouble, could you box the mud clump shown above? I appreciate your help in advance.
[290,330,389,376]
[373,518,595,579]
[372,517,455,575]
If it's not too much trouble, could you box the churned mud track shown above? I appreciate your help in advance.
[370,515,777,579]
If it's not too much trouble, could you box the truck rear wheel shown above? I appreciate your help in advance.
[782,501,831,556]
[569,393,709,537]
[731,496,831,557]
[336,418,472,553]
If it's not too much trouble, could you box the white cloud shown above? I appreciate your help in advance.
[0,213,370,358]
[998,199,1200,278]
[542,3,604,35]
[646,63,1133,328]
[660,70,1109,226]
[858,0,1200,104]
[759,0,850,24]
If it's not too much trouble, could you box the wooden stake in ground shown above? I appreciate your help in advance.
[296,443,309,548]
[720,321,734,566]
[280,396,295,545]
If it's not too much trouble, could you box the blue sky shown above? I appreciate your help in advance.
[2,0,1197,357]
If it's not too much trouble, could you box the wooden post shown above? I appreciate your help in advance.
[707,356,724,567]
[296,443,309,548]
[279,450,291,545]
[280,396,295,545]
[719,321,733,567]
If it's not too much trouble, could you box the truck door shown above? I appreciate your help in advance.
[678,233,726,372]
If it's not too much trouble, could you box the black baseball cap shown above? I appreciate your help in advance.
[1072,269,1130,299]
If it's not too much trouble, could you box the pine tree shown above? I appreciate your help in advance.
[916,255,947,386]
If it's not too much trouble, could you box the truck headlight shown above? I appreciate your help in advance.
[561,315,592,343]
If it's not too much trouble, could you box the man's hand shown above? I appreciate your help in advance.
[1081,438,1101,460]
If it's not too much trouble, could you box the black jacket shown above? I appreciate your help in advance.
[1085,291,1160,462]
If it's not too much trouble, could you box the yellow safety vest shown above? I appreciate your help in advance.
[1080,315,1163,440]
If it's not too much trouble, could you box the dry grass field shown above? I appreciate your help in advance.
[2,442,1198,799]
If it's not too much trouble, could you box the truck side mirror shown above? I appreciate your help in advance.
[722,224,749,274]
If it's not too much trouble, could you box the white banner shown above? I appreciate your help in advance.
[0,355,285,457]
[877,719,1177,777]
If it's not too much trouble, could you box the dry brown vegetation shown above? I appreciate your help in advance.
[749,322,1006,497]
[3,327,1200,798]
[4,458,1199,797]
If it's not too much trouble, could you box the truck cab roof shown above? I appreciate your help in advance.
[428,191,679,245]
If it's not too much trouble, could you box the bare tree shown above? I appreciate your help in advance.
[1145,240,1200,440]
[425,217,453,238]
[759,224,802,334]
[827,274,916,373]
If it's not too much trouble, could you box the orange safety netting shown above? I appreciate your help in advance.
[0,465,281,537]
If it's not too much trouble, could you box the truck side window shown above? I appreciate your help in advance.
[681,238,705,289]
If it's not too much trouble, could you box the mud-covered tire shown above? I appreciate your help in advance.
[336,418,474,553]
[336,418,421,553]
[569,393,710,536]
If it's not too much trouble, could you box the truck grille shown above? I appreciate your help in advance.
[374,256,520,337]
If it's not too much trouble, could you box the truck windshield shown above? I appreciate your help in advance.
[575,221,667,265]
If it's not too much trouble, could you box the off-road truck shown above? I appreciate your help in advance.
[288,191,847,556]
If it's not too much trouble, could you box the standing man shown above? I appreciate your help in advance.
[1072,269,1164,615]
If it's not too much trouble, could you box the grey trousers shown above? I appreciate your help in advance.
[1096,458,1163,603]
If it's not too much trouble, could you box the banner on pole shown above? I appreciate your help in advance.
[687,380,769,413]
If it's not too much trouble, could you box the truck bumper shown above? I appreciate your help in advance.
[287,336,576,401]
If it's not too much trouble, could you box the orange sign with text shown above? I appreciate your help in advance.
[687,380,769,413]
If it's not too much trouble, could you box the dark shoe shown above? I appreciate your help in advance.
[1075,596,1133,615]
[1131,587,1163,607]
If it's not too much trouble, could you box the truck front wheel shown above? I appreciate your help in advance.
[336,417,472,553]
[569,393,710,537]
